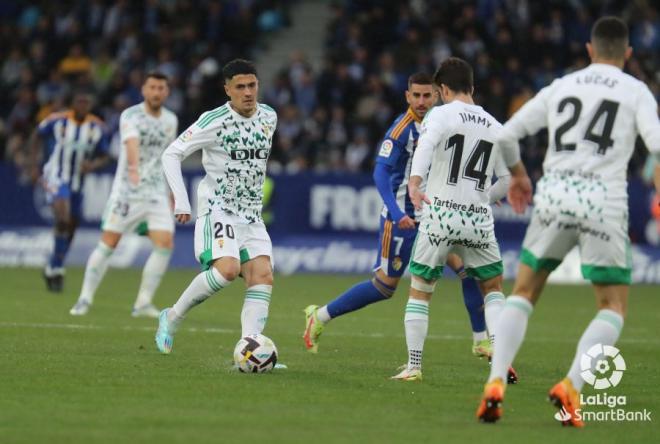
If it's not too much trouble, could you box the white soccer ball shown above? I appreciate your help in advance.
[233,334,278,373]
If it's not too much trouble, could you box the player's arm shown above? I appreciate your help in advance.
[654,164,660,197]
[635,85,660,164]
[408,111,443,210]
[27,127,45,184]
[488,154,511,205]
[497,83,554,168]
[373,135,414,229]
[120,112,142,186]
[82,126,111,174]
[162,118,215,223]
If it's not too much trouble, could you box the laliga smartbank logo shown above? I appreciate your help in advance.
[553,344,652,423]
[580,344,625,389]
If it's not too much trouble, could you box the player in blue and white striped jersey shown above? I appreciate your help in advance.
[304,73,507,357]
[30,91,109,292]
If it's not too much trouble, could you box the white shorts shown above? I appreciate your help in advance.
[194,210,273,270]
[410,229,503,281]
[102,196,174,234]
[521,211,631,284]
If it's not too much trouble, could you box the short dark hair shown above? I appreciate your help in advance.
[222,59,257,82]
[433,57,473,95]
[408,72,432,89]
[145,71,169,84]
[591,16,628,59]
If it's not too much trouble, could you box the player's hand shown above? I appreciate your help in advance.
[409,187,431,211]
[397,215,416,230]
[507,174,533,214]
[128,168,139,187]
[175,213,192,224]
[80,159,93,174]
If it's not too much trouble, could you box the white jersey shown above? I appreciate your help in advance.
[498,63,660,221]
[162,102,277,223]
[411,101,508,240]
[111,103,178,200]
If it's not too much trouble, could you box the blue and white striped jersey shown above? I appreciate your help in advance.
[39,111,109,192]
[375,107,422,220]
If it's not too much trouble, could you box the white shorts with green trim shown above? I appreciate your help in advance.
[194,210,273,271]
[409,230,503,281]
[102,195,174,234]
[521,211,631,285]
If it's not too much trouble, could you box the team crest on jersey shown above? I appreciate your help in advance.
[379,140,393,157]
[392,257,403,271]
[262,123,273,138]
[179,129,193,142]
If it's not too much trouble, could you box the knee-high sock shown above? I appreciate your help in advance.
[488,296,533,383]
[566,309,624,391]
[484,291,505,345]
[49,232,72,270]
[169,268,231,327]
[241,284,272,337]
[460,273,487,338]
[405,299,429,370]
[78,242,114,303]
[318,277,394,323]
[134,247,172,308]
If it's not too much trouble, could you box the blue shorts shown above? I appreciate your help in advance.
[373,216,418,277]
[46,183,83,220]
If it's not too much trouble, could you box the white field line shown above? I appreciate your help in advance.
[0,321,657,345]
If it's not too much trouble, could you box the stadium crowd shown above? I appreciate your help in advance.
[1,0,659,182]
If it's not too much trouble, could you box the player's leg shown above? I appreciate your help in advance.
[551,221,630,427]
[70,230,122,315]
[240,256,273,337]
[391,232,444,381]
[44,187,72,292]
[238,222,277,337]
[156,212,239,354]
[478,214,575,422]
[132,229,174,317]
[134,201,175,315]
[446,253,488,356]
[303,216,408,352]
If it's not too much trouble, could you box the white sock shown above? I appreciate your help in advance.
[134,247,172,308]
[169,268,231,327]
[241,284,272,337]
[566,309,624,392]
[484,291,505,345]
[405,299,429,370]
[78,242,114,303]
[317,305,331,323]
[473,331,488,342]
[488,295,533,383]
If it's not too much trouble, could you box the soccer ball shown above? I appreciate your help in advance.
[233,334,278,373]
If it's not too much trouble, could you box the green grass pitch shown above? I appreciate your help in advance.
[1,268,658,443]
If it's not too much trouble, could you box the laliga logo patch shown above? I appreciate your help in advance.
[580,344,626,389]
[392,257,403,271]
[179,129,193,142]
[379,140,393,157]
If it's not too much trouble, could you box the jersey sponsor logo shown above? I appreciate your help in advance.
[378,140,394,157]
[230,148,269,160]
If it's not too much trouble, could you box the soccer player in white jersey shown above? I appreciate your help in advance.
[29,91,110,292]
[477,17,660,426]
[69,72,179,316]
[155,59,277,354]
[391,57,529,381]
